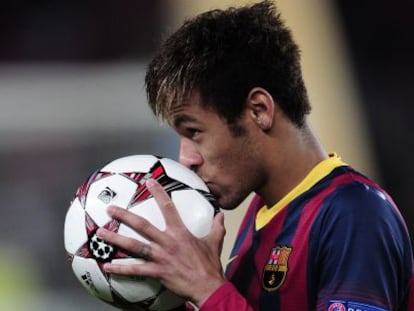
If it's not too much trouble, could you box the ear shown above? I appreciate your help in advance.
[247,87,275,131]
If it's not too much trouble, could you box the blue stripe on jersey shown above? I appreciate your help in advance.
[260,283,281,310]
[225,211,255,283]
[228,214,254,263]
[238,227,265,297]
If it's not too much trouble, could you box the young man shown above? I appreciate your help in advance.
[97,1,414,310]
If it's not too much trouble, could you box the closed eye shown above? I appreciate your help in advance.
[170,114,203,140]
[185,127,201,139]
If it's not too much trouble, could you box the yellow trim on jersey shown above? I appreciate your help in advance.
[255,153,347,230]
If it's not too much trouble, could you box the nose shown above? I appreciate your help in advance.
[178,138,203,170]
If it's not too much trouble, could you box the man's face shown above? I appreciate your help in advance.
[167,94,266,210]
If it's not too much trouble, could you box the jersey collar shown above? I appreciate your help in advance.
[255,153,346,230]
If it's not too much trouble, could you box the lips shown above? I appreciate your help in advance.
[205,182,220,198]
[204,181,213,191]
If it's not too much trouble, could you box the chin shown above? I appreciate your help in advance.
[211,183,251,210]
[218,196,247,211]
[220,204,238,211]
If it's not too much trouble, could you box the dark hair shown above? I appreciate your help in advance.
[145,0,311,127]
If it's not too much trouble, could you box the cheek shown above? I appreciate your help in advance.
[201,129,262,178]
[225,138,264,186]
[205,147,242,172]
[216,144,260,182]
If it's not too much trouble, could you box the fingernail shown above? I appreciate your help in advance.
[96,228,106,238]
[146,178,156,188]
[103,263,111,272]
[106,205,116,216]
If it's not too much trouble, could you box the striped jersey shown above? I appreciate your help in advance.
[199,154,413,311]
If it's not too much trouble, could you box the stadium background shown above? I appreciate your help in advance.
[0,0,412,309]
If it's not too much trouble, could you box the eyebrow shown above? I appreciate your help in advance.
[172,114,198,128]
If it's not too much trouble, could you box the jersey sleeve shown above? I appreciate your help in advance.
[310,183,413,311]
[197,282,255,311]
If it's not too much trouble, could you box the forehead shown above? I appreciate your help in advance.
[166,92,218,127]
[167,103,214,128]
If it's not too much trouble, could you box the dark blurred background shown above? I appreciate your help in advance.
[0,1,412,310]
[0,1,164,61]
[335,0,414,239]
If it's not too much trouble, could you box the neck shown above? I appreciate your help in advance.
[258,122,327,207]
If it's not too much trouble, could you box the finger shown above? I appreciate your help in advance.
[146,179,183,228]
[205,212,226,256]
[96,227,150,258]
[105,206,169,245]
[103,260,161,279]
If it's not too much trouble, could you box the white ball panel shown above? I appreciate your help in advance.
[72,256,113,303]
[110,258,161,303]
[160,158,209,192]
[172,190,214,238]
[86,175,138,227]
[102,154,158,173]
[149,289,185,311]
[119,198,166,243]
[64,198,87,254]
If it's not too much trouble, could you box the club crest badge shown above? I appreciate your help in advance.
[262,246,292,291]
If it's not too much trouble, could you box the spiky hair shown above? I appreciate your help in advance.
[145,0,310,126]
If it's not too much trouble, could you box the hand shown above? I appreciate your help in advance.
[96,178,227,306]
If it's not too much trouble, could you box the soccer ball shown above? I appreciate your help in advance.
[64,154,220,310]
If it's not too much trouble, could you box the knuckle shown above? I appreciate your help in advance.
[151,266,164,279]
[124,238,139,251]
[149,182,163,194]
[164,240,180,255]
[134,216,152,232]
[163,200,175,209]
